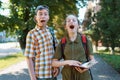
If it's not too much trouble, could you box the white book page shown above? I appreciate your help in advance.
[80,60,98,69]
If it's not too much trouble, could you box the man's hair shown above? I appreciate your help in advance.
[35,5,49,14]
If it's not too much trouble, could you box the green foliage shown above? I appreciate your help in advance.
[0,1,2,7]
[8,0,81,49]
[96,0,120,52]
[86,24,101,42]
[0,15,8,31]
[0,0,86,49]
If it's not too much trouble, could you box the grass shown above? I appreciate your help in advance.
[96,50,120,73]
[0,53,25,71]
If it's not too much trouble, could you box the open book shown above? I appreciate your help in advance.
[79,60,98,69]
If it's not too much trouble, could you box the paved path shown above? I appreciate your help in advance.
[0,61,61,80]
[91,55,120,80]
[0,42,120,80]
[0,42,22,57]
[0,55,120,80]
[0,61,30,80]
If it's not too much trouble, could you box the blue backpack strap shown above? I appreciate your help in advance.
[48,27,56,50]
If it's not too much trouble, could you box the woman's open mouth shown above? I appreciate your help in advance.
[69,25,74,29]
[41,20,45,23]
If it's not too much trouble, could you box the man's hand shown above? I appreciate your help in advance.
[52,67,60,77]
[74,67,88,73]
[30,75,37,80]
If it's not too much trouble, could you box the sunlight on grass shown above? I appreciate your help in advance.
[97,50,111,54]
[0,53,25,70]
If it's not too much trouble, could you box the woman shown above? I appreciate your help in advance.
[52,14,95,80]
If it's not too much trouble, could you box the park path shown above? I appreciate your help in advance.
[0,42,22,57]
[91,55,120,80]
[0,55,120,80]
[0,42,120,80]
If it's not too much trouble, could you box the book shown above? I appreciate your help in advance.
[79,60,98,69]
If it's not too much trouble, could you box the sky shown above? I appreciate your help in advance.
[0,0,10,16]
[78,7,86,23]
[0,0,86,20]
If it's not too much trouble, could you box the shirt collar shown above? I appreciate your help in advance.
[35,25,48,31]
[66,33,79,44]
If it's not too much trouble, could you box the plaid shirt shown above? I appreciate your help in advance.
[24,26,58,78]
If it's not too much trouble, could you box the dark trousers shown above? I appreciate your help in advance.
[37,77,57,80]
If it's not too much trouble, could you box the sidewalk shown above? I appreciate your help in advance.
[91,55,120,80]
[0,42,22,57]
[0,55,120,80]
[0,61,30,80]
[0,61,61,80]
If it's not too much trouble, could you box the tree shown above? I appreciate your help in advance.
[81,1,101,52]
[6,0,80,51]
[0,1,10,32]
[96,0,120,54]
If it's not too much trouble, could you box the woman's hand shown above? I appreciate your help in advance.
[74,67,88,73]
[65,60,81,67]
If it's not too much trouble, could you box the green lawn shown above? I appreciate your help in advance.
[0,53,25,70]
[96,51,120,73]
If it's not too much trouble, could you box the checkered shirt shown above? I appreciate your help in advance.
[24,26,58,78]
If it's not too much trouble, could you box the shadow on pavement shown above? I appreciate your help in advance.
[0,69,30,80]
[0,55,120,80]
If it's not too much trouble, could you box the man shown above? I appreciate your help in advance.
[24,5,58,80]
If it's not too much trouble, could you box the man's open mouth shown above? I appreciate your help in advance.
[69,25,74,29]
[41,20,45,22]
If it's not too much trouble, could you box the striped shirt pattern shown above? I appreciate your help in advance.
[24,26,58,78]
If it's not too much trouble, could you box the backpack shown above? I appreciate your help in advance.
[48,27,56,50]
[61,34,93,80]
[61,34,89,61]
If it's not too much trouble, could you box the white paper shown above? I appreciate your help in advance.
[80,60,98,69]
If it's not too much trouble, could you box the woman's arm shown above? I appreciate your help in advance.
[52,59,81,67]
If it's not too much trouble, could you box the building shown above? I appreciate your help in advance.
[0,30,6,42]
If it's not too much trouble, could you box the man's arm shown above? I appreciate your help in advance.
[26,57,37,80]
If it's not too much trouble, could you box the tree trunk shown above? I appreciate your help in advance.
[110,41,115,55]
[18,28,29,53]
[18,36,26,53]
[95,41,98,51]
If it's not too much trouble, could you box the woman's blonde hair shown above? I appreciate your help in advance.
[63,14,81,26]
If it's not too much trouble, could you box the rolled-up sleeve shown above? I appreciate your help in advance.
[24,31,36,57]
